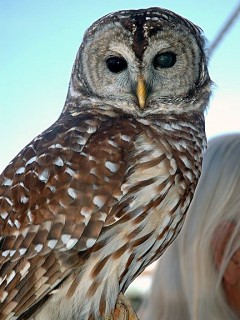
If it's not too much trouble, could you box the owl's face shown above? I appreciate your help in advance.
[67,8,211,116]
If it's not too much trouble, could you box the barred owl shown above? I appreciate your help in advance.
[0,7,211,320]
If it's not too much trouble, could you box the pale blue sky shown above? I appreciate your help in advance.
[1,0,240,172]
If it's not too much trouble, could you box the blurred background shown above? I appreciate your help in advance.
[0,0,240,309]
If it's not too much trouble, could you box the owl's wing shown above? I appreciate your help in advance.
[0,112,140,318]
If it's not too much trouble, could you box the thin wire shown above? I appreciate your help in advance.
[209,1,240,57]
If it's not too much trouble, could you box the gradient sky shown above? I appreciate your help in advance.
[1,0,240,172]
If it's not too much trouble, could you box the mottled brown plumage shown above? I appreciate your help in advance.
[0,7,211,320]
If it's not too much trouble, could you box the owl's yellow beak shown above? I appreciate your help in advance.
[136,75,147,109]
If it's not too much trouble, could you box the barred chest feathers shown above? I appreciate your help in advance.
[33,111,205,320]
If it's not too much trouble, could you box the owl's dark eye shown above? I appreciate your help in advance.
[153,52,176,69]
[106,56,127,73]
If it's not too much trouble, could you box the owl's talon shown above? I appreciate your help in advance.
[105,293,139,320]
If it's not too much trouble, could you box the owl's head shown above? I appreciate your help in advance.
[64,8,212,116]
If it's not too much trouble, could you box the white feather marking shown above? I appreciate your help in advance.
[2,250,10,257]
[21,228,30,238]
[89,155,96,161]
[99,212,107,221]
[108,140,119,148]
[93,196,105,209]
[21,196,29,204]
[2,178,12,186]
[38,169,50,182]
[180,154,191,168]
[14,219,21,229]
[0,291,8,303]
[6,270,16,284]
[7,219,14,227]
[1,212,8,220]
[9,250,16,257]
[27,210,33,222]
[48,185,56,193]
[16,167,25,174]
[49,143,62,149]
[121,135,131,142]
[19,182,27,188]
[54,157,64,167]
[68,188,77,199]
[185,171,193,181]
[81,207,92,225]
[35,244,43,253]
[90,168,97,175]
[65,167,75,177]
[48,239,58,249]
[86,238,96,248]
[19,248,27,256]
[66,238,78,250]
[87,126,97,134]
[25,156,37,166]
[42,220,51,232]
[61,234,71,244]
[5,197,13,205]
[105,161,119,173]
[20,261,31,278]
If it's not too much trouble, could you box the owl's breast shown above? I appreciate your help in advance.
[30,114,205,319]
[96,117,204,290]
[105,115,203,225]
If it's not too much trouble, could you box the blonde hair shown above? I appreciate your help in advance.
[141,133,240,320]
